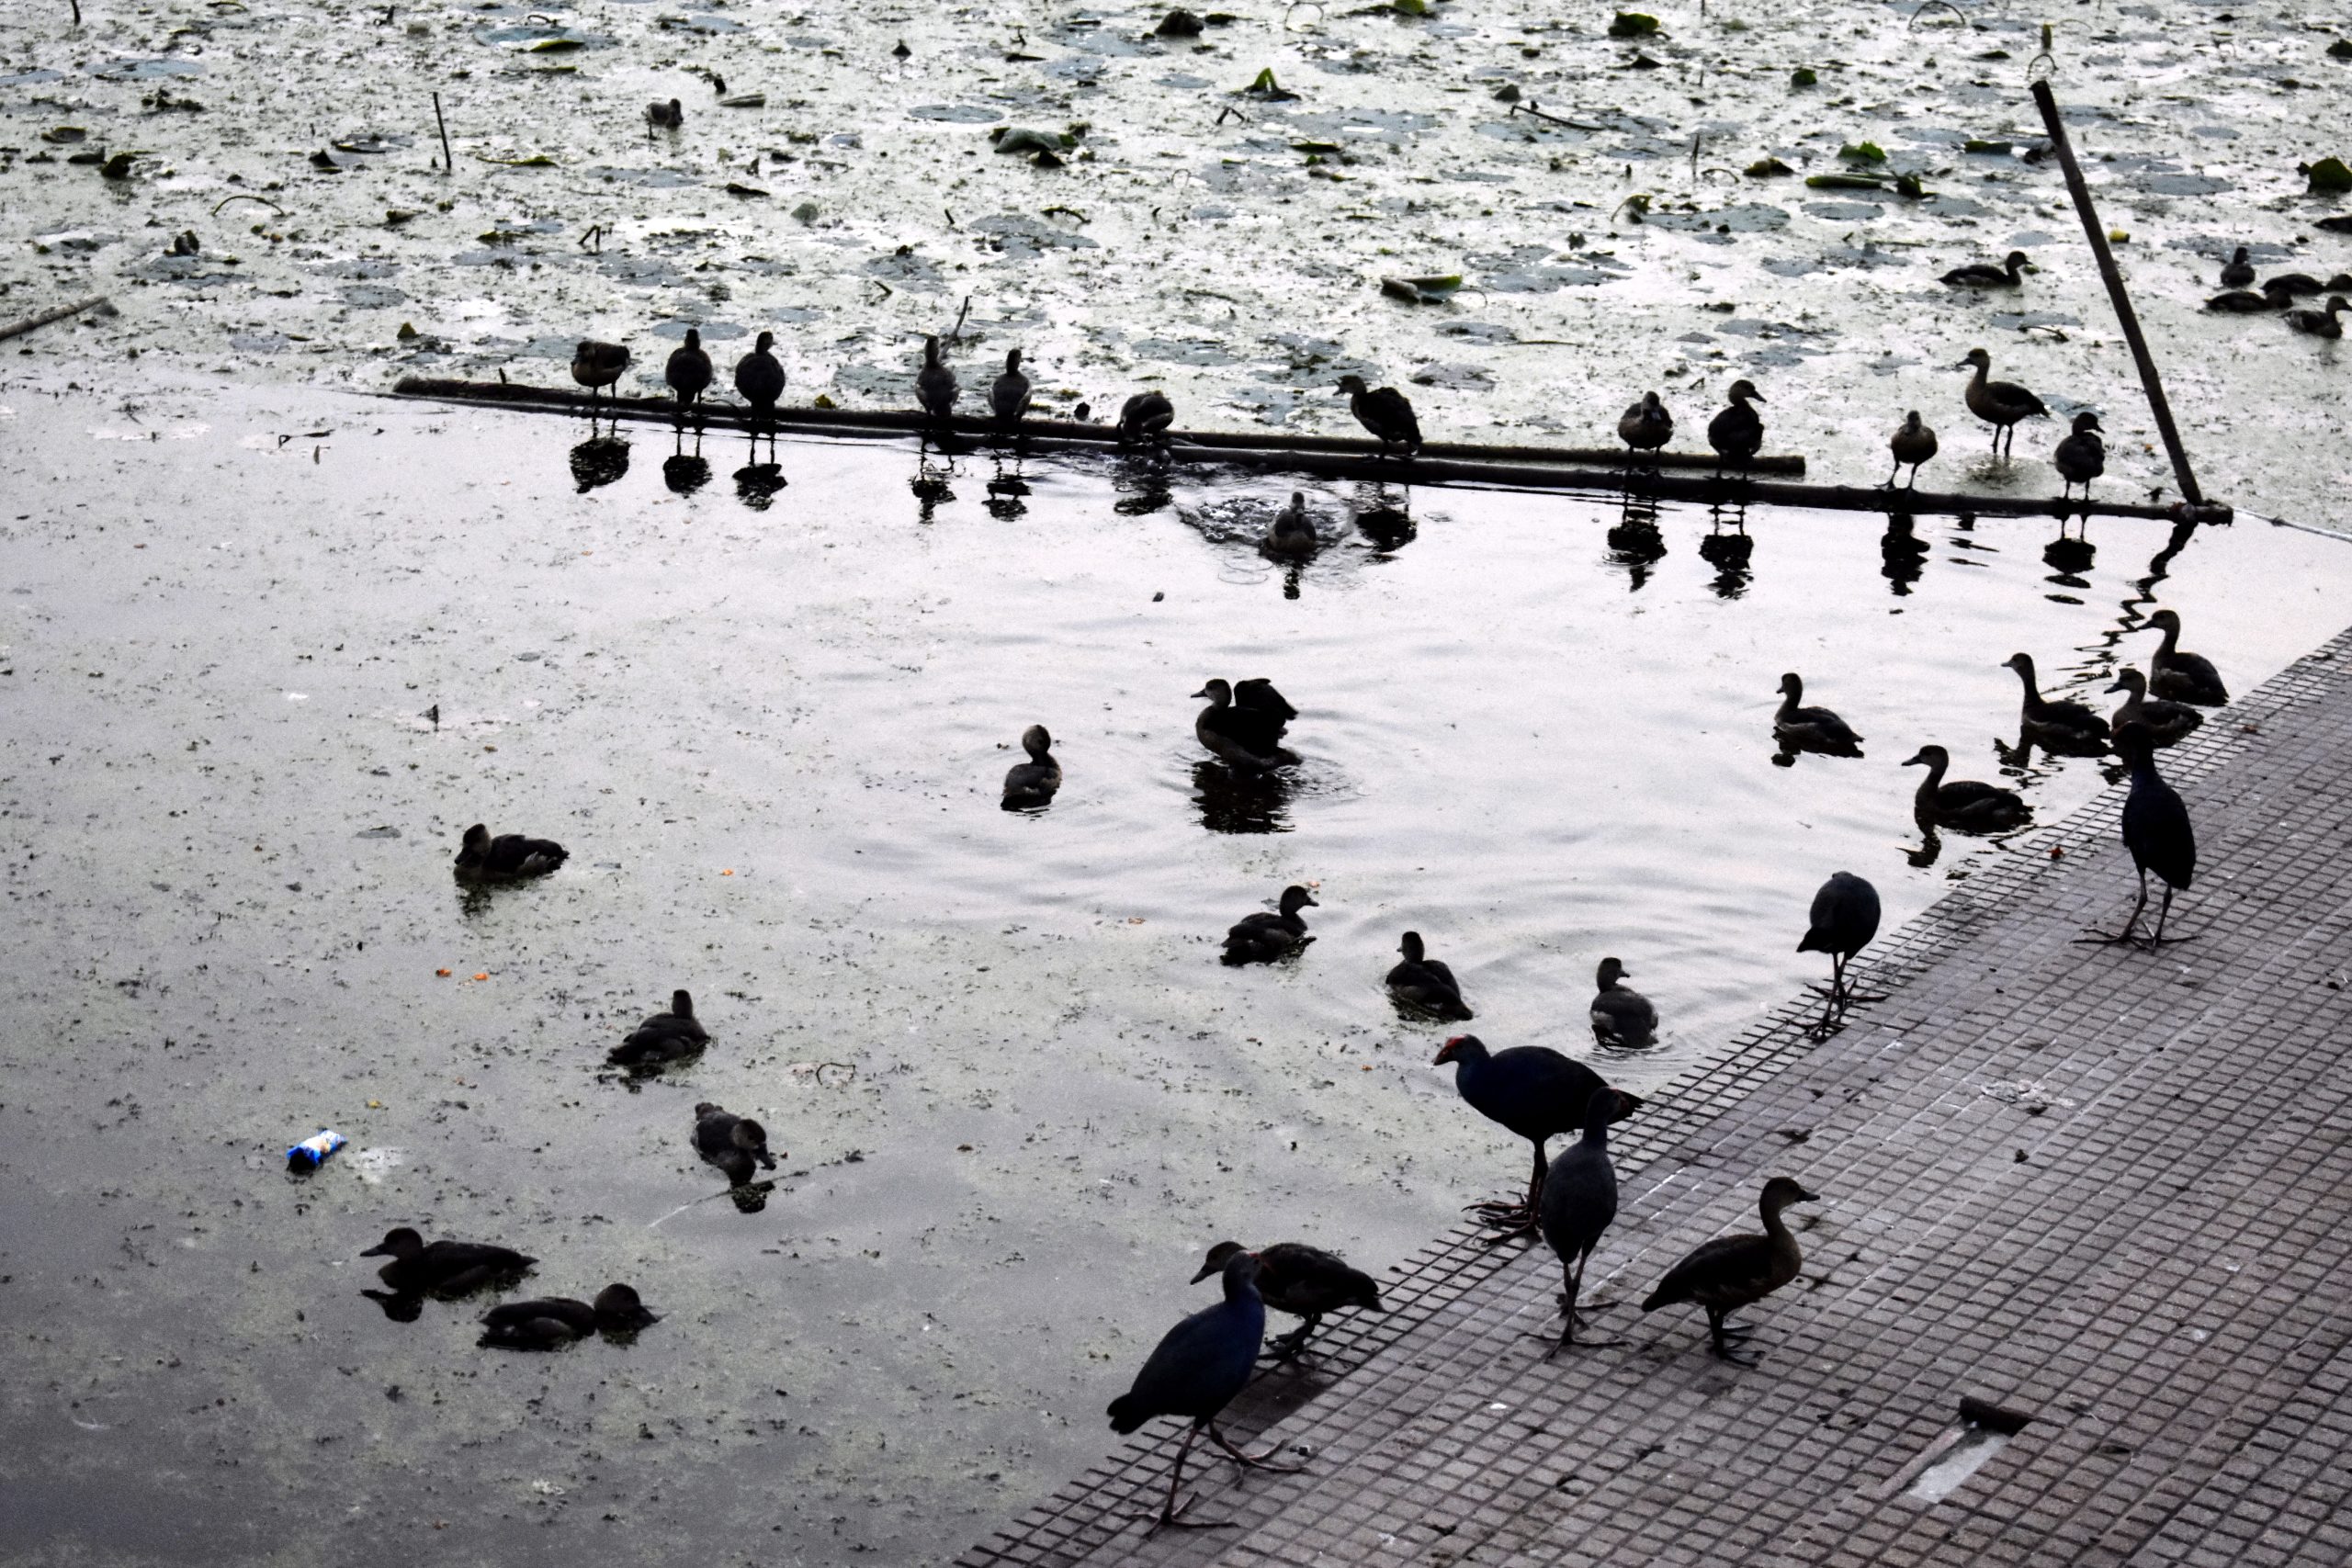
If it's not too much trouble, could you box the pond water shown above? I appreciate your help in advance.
[2,375,2347,1564]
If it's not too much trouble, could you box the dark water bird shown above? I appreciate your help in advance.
[1940,249,2033,288]
[2002,652,2109,753]
[2203,285,2286,313]
[361,1227,536,1296]
[1886,410,1938,489]
[2081,727,2197,950]
[1958,347,2048,456]
[1705,378,1765,469]
[454,823,567,880]
[2107,668,2203,748]
[693,1100,778,1185]
[2052,412,2105,502]
[1617,389,1673,462]
[480,1284,659,1349]
[571,341,630,409]
[733,330,786,421]
[1190,1240,1381,1361]
[2219,245,2256,290]
[1222,884,1316,964]
[646,97,684,130]
[1118,389,1174,446]
[2265,272,2324,299]
[1434,1034,1638,1236]
[605,988,709,1068]
[1001,724,1061,810]
[1798,871,1881,1031]
[1640,1176,1817,1366]
[2329,274,2352,295]
[2139,609,2228,706]
[1588,958,1657,1047]
[1772,672,1863,757]
[1386,931,1472,1021]
[1264,491,1317,558]
[990,347,1032,426]
[1335,373,1422,456]
[915,334,958,422]
[1193,677,1295,771]
[665,328,713,416]
[1904,744,2031,832]
[1108,1248,1302,1531]
[1537,1088,1631,1355]
[2284,296,2350,339]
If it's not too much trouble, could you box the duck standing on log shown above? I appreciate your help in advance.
[1118,389,1174,446]
[733,331,786,436]
[664,328,713,423]
[1618,389,1673,466]
[1886,410,1938,489]
[2052,412,2105,503]
[571,341,630,412]
[1336,374,1422,457]
[1706,379,1765,472]
[915,334,959,423]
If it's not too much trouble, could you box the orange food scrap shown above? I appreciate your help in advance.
[472,972,490,982]
[721,868,735,875]
[435,968,452,977]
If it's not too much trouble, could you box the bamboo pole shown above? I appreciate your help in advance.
[0,294,107,344]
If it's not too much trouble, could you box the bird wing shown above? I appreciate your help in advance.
[2123,780,2197,889]
[1643,1234,1770,1310]
[1937,780,2019,812]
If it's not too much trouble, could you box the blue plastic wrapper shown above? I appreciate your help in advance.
[286,1128,346,1173]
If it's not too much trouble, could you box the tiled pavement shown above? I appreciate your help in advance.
[955,626,2352,1568]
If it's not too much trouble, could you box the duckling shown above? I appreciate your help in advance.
[1705,379,1765,469]
[2139,609,2228,705]
[605,988,709,1068]
[1001,724,1060,810]
[733,330,786,420]
[1335,374,1422,457]
[1772,672,1864,757]
[480,1284,660,1349]
[1264,491,1317,558]
[2203,287,2285,314]
[2264,272,2324,299]
[2284,295,2350,339]
[665,327,713,416]
[915,334,958,422]
[646,97,684,130]
[454,823,568,880]
[2052,411,2105,502]
[1886,410,1938,489]
[360,1226,536,1296]
[1640,1177,1817,1366]
[1617,389,1673,462]
[2107,668,2203,748]
[1940,249,2034,288]
[1385,931,1472,1021]
[2001,652,2109,753]
[1190,1240,1381,1362]
[1117,389,1174,446]
[571,341,631,409]
[2218,245,2256,290]
[693,1101,779,1185]
[1192,677,1295,771]
[1588,957,1657,1046]
[990,347,1032,426]
[1903,744,2031,832]
[1958,347,2049,456]
[1222,884,1316,964]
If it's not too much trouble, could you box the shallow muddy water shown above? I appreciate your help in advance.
[2,373,2348,1562]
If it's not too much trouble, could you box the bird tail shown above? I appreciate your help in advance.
[1106,1394,1148,1435]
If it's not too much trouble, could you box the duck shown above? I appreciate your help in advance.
[360,1226,536,1295]
[453,823,567,880]
[2085,726,2197,950]
[990,347,1031,426]
[1222,884,1316,964]
[1434,1033,1639,1236]
[2139,609,2228,705]
[1940,249,2033,288]
[1885,410,1938,489]
[915,334,958,422]
[1001,724,1061,810]
[2000,652,2109,753]
[1705,379,1765,468]
[2218,245,2256,290]
[571,341,630,408]
[664,328,713,415]
[1958,347,2049,456]
[1772,672,1864,757]
[1640,1177,1818,1366]
[2052,412,2105,502]
[733,330,786,420]
[2328,273,2352,294]
[2284,296,2350,339]
[1192,676,1295,771]
[1189,1240,1381,1361]
[1335,373,1422,456]
[2106,667,2203,747]
[1588,958,1657,1047]
[605,988,709,1068]
[1798,871,1880,1029]
[1107,1249,1301,1530]
[1903,744,2031,831]
[1264,491,1317,558]
[2203,287,2284,314]
[646,97,684,130]
[693,1100,778,1185]
[1386,931,1473,1021]
[480,1283,659,1349]
[1537,1088,1632,1355]
[2264,272,2324,299]
[1117,389,1174,446]
[1617,389,1673,461]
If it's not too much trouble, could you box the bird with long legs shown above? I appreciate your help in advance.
[1434,1034,1638,1240]
[2077,726,2196,950]
[1534,1088,1631,1356]
[1798,871,1881,1038]
[1958,347,2048,457]
[1189,1241,1381,1363]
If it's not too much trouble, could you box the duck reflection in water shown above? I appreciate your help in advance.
[734,459,787,511]
[986,455,1032,521]
[570,434,630,494]
[1905,821,1944,870]
[1698,498,1753,599]
[1606,491,1667,591]
[910,449,958,524]
[1355,494,1416,553]
[662,432,712,498]
[1192,760,1294,835]
[2043,514,2095,580]
[1113,454,1172,517]
[362,1289,427,1323]
[1880,512,1928,595]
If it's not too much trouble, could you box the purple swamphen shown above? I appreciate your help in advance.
[1434,1034,1638,1240]
[1536,1088,1631,1355]
[1798,871,1880,1038]
[2080,725,2196,950]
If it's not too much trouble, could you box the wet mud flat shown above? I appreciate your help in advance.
[1,372,2349,1562]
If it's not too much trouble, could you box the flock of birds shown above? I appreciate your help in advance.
[2201,245,2352,336]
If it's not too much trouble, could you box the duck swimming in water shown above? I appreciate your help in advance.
[645,97,684,131]
[605,988,709,1068]
[1941,250,2034,288]
[454,824,568,880]
[1773,672,1864,757]
[2139,609,2228,705]
[1118,389,1174,446]
[2106,668,2203,748]
[1903,744,2031,832]
[1192,677,1296,771]
[361,1227,536,1295]
[1886,411,1938,489]
[1618,389,1673,463]
[1958,347,2049,456]
[2001,652,2109,754]
[915,334,958,423]
[1190,1240,1381,1361]
[1641,1177,1817,1366]
[733,331,786,423]
[1264,491,1317,558]
[480,1284,659,1349]
[1706,379,1765,470]
[1222,884,1316,964]
[2204,284,2287,314]
[665,327,713,419]
[2052,412,2105,502]
[571,341,630,410]
[1588,957,1657,1046]
[2264,272,2324,299]
[2218,245,2256,290]
[1001,724,1061,810]
[990,348,1032,426]
[693,1101,778,1185]
[2284,296,2350,339]
[1386,931,1473,1021]
[1336,373,1422,457]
